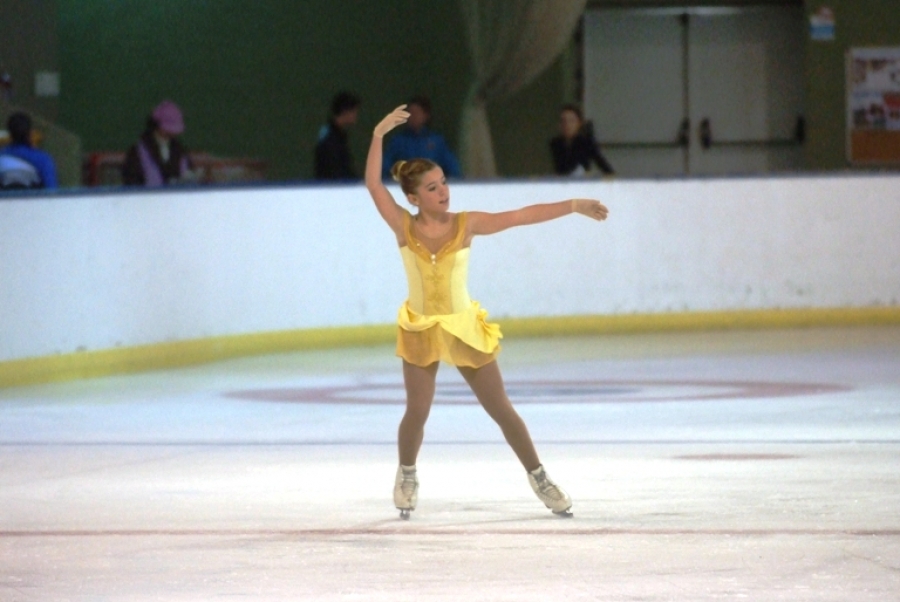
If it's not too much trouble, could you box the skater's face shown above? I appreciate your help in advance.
[408,167,449,213]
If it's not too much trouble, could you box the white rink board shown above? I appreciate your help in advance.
[1,175,899,360]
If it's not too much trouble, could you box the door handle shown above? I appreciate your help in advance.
[699,118,713,149]
[678,118,690,147]
[697,116,805,148]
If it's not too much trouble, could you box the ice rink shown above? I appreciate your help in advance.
[2,326,899,601]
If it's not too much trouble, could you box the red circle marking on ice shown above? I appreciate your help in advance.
[224,380,851,404]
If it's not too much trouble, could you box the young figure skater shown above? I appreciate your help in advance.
[366,105,609,519]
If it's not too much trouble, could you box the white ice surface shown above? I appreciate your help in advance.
[1,328,899,601]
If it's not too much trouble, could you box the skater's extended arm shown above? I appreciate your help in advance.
[468,199,608,236]
[365,105,411,239]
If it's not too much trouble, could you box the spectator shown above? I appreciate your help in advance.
[122,100,194,186]
[550,104,614,177]
[314,91,361,180]
[0,112,58,189]
[382,95,462,179]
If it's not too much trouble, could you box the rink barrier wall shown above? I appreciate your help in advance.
[2,306,899,389]
[2,174,899,388]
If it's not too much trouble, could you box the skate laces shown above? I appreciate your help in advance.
[400,468,418,495]
[532,468,563,500]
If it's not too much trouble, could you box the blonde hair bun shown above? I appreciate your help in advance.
[390,160,407,182]
[390,158,440,195]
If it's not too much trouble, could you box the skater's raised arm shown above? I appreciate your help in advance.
[467,199,608,237]
[366,105,411,240]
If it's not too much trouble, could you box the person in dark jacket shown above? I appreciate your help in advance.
[314,91,361,180]
[549,104,614,177]
[122,100,193,186]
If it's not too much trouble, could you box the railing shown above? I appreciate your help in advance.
[597,117,805,151]
[83,152,267,187]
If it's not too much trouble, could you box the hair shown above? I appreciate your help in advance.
[7,112,33,146]
[330,91,361,117]
[390,158,439,196]
[560,103,584,122]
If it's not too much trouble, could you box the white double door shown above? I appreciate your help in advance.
[583,6,805,177]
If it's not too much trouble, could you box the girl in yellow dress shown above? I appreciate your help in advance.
[365,105,609,519]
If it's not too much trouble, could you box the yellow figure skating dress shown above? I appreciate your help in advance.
[396,210,502,368]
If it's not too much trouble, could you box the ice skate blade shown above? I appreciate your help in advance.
[552,509,574,518]
[399,509,412,520]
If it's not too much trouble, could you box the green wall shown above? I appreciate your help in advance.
[488,57,568,178]
[0,0,59,121]
[50,1,900,182]
[804,0,900,169]
[56,1,478,182]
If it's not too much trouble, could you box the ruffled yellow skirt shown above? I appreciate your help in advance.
[396,300,502,368]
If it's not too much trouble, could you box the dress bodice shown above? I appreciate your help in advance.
[399,211,471,316]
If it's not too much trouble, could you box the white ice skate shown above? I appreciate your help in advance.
[528,465,573,517]
[393,464,419,520]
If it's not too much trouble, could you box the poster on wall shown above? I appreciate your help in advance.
[847,47,900,165]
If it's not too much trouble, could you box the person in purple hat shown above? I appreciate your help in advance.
[122,100,194,186]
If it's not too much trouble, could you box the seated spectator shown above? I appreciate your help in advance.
[550,104,614,177]
[0,112,58,189]
[382,95,462,179]
[122,100,194,186]
[314,91,361,180]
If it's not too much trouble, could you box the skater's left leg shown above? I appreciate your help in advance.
[457,361,540,471]
[458,361,573,515]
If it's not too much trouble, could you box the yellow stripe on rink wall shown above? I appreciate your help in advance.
[1,307,899,390]
[498,306,900,337]
[0,325,396,390]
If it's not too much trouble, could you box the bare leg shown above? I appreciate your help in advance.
[398,360,439,466]
[457,361,541,471]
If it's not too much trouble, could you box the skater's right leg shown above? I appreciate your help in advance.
[398,360,439,466]
[394,360,438,517]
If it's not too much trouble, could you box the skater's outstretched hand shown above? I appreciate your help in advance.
[374,105,410,138]
[572,199,609,221]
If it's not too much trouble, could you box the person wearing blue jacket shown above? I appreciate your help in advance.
[381,96,462,179]
[0,112,58,189]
